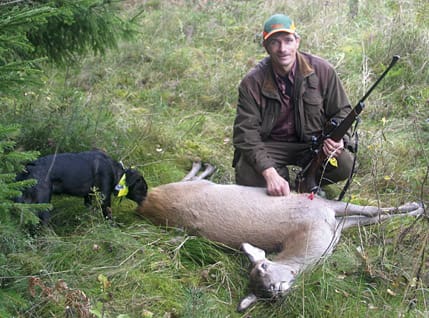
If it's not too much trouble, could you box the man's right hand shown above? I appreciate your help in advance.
[262,167,290,196]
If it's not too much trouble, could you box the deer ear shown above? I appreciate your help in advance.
[241,242,266,263]
[237,293,258,312]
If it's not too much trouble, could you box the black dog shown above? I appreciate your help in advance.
[15,150,148,223]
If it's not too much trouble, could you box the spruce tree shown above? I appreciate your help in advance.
[0,0,136,96]
[0,123,48,229]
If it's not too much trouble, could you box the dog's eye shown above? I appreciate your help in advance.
[261,262,268,270]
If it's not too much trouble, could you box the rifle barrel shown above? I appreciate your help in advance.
[359,55,400,104]
[330,55,400,142]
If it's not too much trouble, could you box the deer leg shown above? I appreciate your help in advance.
[337,206,424,230]
[182,162,216,181]
[181,161,203,181]
[193,163,216,180]
[334,201,423,217]
[379,202,424,214]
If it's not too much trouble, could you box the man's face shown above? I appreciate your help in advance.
[264,32,300,74]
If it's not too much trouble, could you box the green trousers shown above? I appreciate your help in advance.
[235,141,354,189]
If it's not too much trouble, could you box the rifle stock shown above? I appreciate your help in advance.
[296,55,400,194]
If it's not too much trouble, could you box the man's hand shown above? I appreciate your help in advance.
[262,167,290,196]
[322,138,344,158]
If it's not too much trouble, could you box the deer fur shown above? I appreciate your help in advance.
[137,162,424,312]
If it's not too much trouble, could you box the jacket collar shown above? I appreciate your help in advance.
[261,52,314,99]
[296,51,314,77]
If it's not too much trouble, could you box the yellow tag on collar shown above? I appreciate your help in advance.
[328,157,338,168]
[115,174,129,197]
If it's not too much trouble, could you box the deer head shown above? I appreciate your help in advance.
[237,242,297,312]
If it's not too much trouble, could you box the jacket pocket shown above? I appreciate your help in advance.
[302,89,324,137]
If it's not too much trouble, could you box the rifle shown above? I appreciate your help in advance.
[295,55,400,194]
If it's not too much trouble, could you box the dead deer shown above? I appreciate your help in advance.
[137,162,424,312]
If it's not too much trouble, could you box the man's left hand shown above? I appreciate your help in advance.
[322,138,344,158]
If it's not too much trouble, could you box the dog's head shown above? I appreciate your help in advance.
[123,168,148,205]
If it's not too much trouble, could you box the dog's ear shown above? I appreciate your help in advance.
[124,169,148,204]
[124,169,148,191]
[124,168,140,186]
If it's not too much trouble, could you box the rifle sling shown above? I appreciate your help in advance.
[337,118,360,201]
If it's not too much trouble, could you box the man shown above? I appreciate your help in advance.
[232,14,355,196]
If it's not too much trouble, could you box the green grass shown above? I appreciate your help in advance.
[1,0,428,317]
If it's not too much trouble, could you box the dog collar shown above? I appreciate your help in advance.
[115,174,129,197]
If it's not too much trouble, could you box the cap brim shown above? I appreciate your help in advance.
[263,28,295,40]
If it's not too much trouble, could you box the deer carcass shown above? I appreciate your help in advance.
[137,162,424,312]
